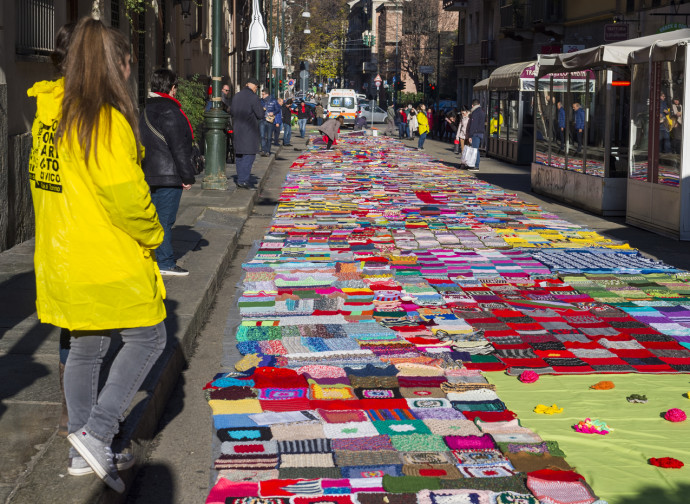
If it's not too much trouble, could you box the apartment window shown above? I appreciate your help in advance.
[111,0,120,29]
[16,0,55,57]
[626,0,635,13]
[468,14,473,43]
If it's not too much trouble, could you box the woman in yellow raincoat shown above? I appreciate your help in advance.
[417,104,430,150]
[27,17,166,494]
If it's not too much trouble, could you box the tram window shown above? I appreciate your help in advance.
[609,66,631,178]
[630,63,650,182]
[657,55,684,187]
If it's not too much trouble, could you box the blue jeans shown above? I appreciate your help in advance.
[150,186,182,270]
[65,322,167,443]
[471,134,483,168]
[418,131,427,149]
[259,120,272,154]
[298,118,307,138]
[273,123,281,145]
[398,123,406,139]
[235,154,255,185]
[405,124,411,138]
[317,117,323,126]
[283,123,292,145]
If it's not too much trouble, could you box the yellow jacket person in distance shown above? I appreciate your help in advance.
[417,107,430,135]
[27,79,166,331]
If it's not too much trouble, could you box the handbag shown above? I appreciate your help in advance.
[144,109,204,175]
[265,113,275,123]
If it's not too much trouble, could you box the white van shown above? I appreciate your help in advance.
[326,89,358,126]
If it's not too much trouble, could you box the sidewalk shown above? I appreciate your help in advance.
[0,151,281,504]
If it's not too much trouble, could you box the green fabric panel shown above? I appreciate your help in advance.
[488,373,690,504]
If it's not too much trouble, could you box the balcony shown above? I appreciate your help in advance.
[480,40,495,65]
[452,44,465,65]
[500,1,534,40]
[531,0,564,37]
[443,0,468,11]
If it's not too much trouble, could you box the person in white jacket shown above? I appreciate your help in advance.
[455,106,470,154]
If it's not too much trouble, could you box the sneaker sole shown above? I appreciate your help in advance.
[69,456,135,476]
[67,433,125,493]
[160,270,189,276]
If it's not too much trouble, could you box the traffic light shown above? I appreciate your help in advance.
[279,79,284,91]
[396,80,406,92]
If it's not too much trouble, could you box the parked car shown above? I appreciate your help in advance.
[357,103,387,124]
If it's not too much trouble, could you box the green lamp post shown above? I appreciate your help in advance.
[202,0,229,190]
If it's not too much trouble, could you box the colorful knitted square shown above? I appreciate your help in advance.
[401,463,462,479]
[322,421,379,439]
[316,408,368,424]
[340,464,404,479]
[373,420,431,437]
[456,464,516,478]
[279,453,335,468]
[389,434,448,452]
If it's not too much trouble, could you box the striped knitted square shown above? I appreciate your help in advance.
[333,450,402,467]
[277,438,332,454]
[279,453,335,468]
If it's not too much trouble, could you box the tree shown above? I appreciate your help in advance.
[399,0,456,94]
[283,0,348,84]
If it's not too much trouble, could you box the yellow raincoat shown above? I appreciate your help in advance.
[27,79,166,330]
[417,111,430,135]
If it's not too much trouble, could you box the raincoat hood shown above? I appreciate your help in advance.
[27,78,64,125]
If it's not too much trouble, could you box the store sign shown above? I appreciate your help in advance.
[659,23,688,33]
[540,45,562,55]
[419,65,434,74]
[563,44,585,53]
[520,65,595,81]
[604,23,629,42]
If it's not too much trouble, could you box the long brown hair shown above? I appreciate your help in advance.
[56,17,140,165]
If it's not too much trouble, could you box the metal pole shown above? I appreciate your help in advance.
[202,0,229,190]
[435,32,440,113]
[269,0,273,96]
[395,0,399,105]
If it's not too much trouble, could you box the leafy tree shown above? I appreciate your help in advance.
[176,74,207,140]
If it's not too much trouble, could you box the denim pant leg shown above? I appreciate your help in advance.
[472,134,483,168]
[65,330,111,435]
[73,322,167,443]
[260,121,272,154]
[150,186,183,270]
[273,124,281,145]
[298,119,307,138]
[283,123,292,145]
[418,132,427,149]
[235,154,255,185]
[398,124,405,138]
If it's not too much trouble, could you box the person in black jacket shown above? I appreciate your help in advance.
[466,99,486,172]
[230,77,264,188]
[140,68,196,276]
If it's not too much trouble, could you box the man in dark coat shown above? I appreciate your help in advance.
[466,99,486,172]
[230,78,264,189]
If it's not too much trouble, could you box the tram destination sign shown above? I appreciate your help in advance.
[604,23,629,42]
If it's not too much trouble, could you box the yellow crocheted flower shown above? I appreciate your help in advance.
[534,404,564,415]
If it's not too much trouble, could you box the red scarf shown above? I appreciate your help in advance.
[154,92,194,140]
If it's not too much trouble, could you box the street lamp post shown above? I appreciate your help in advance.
[202,0,229,190]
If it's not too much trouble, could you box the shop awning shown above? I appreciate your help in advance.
[473,78,490,91]
[629,37,690,64]
[537,29,690,77]
[488,61,535,90]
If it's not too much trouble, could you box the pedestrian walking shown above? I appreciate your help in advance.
[260,89,279,156]
[573,102,585,154]
[29,17,167,494]
[231,77,264,189]
[318,115,344,150]
[281,98,293,146]
[385,104,396,136]
[315,102,324,126]
[557,101,566,152]
[297,100,310,138]
[455,106,470,153]
[140,68,196,276]
[273,98,283,146]
[396,108,407,139]
[467,99,486,171]
[417,104,429,150]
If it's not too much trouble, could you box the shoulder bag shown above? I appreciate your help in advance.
[144,109,204,175]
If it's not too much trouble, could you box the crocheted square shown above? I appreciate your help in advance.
[217,469,280,483]
[277,438,332,454]
[423,419,481,437]
[356,493,418,504]
[390,434,448,452]
[208,386,257,401]
[450,449,511,467]
[400,387,447,399]
[220,440,279,456]
[323,421,379,439]
[291,496,355,504]
[456,464,516,478]
[373,420,432,437]
[444,435,496,450]
[331,435,395,451]
[354,387,404,400]
[407,398,452,410]
[416,489,495,504]
[527,472,599,504]
[316,408,368,424]
[278,467,342,480]
[340,464,403,478]
[334,450,402,467]
[310,382,357,400]
[217,427,272,442]
[270,422,325,441]
[400,452,452,465]
[279,453,335,468]
[402,463,462,479]
[209,399,263,415]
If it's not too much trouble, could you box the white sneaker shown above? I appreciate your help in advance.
[69,451,135,476]
[160,265,189,276]
[67,428,125,493]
